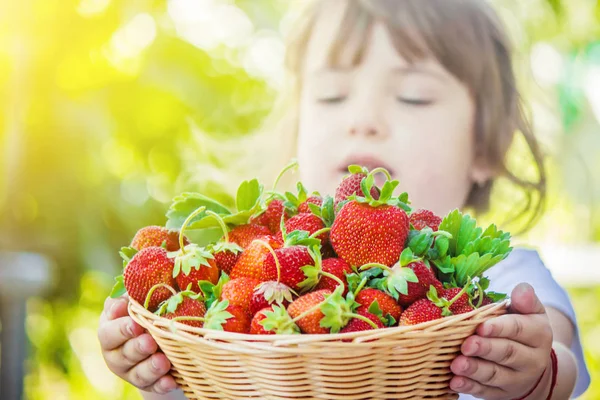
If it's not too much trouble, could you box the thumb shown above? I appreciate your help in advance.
[509,283,545,315]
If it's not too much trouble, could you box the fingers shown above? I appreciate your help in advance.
[449,375,507,400]
[98,315,145,351]
[142,374,179,395]
[104,333,158,373]
[101,296,129,324]
[509,283,545,315]
[451,355,513,390]
[461,336,537,370]
[476,314,552,348]
[126,352,174,390]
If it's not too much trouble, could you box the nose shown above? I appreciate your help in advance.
[348,107,388,139]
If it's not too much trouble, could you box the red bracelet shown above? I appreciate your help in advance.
[513,348,558,400]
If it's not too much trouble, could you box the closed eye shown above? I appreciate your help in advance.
[317,95,347,104]
[396,97,433,106]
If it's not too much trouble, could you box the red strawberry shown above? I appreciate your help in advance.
[228,224,272,249]
[130,226,188,252]
[163,295,207,328]
[397,262,443,307]
[250,307,276,335]
[213,250,240,275]
[221,277,262,317]
[399,299,443,325]
[230,236,283,280]
[262,246,315,292]
[320,242,337,259]
[451,303,475,315]
[287,289,331,334]
[442,287,471,314]
[124,246,176,311]
[284,213,327,244]
[409,209,442,231]
[340,310,384,334]
[298,196,323,213]
[249,281,294,316]
[335,173,379,205]
[314,258,352,294]
[250,199,290,234]
[222,304,251,333]
[356,288,402,323]
[481,296,493,306]
[175,258,219,293]
[330,201,409,267]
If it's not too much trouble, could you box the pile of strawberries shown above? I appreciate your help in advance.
[111,164,511,335]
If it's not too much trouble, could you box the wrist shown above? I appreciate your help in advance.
[514,348,556,400]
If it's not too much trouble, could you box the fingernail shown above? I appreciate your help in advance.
[467,341,479,356]
[481,324,491,336]
[460,359,469,373]
[454,378,464,389]
[109,302,119,318]
[151,356,159,371]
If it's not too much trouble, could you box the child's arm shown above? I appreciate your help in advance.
[139,389,188,399]
[449,283,577,399]
[98,296,178,395]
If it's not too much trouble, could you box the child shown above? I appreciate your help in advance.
[98,0,591,398]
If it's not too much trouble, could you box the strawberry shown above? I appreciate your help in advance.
[355,288,402,324]
[124,246,176,311]
[287,289,331,334]
[249,281,294,316]
[284,213,328,245]
[172,247,220,293]
[313,258,352,294]
[252,305,300,335]
[130,226,188,252]
[230,235,282,280]
[262,245,315,292]
[399,298,443,325]
[451,303,475,315]
[250,307,276,335]
[298,196,323,214]
[335,166,380,205]
[397,261,443,307]
[250,199,290,234]
[442,287,471,314]
[222,304,251,333]
[159,291,206,328]
[228,224,272,249]
[409,209,442,231]
[213,250,240,275]
[331,176,410,267]
[220,277,262,317]
[340,310,384,334]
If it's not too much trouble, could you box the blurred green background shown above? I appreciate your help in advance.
[0,0,598,399]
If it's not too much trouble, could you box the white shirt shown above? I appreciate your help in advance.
[459,247,591,399]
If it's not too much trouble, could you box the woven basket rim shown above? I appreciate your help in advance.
[128,297,510,344]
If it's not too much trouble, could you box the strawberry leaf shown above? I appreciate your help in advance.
[320,196,335,226]
[110,275,126,298]
[399,248,416,267]
[320,288,357,333]
[485,291,507,302]
[236,179,262,212]
[384,266,418,299]
[260,305,300,334]
[379,180,399,202]
[298,265,322,293]
[307,203,322,217]
[200,272,229,308]
[119,247,138,266]
[407,229,434,257]
[434,236,450,258]
[209,242,243,255]
[203,300,233,331]
[348,165,367,175]
[169,244,214,278]
[166,192,231,231]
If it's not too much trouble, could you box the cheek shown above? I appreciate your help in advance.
[387,103,475,213]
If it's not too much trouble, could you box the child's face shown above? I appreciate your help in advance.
[296,4,485,215]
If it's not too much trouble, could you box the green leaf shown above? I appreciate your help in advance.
[399,247,415,267]
[407,229,433,257]
[119,247,138,265]
[486,291,507,302]
[379,180,399,201]
[236,179,262,212]
[360,174,374,198]
[166,192,231,231]
[348,165,366,174]
[182,227,224,247]
[260,305,300,334]
[308,203,322,217]
[479,276,490,291]
[320,196,335,226]
[434,236,450,258]
[298,265,322,293]
[320,288,355,333]
[203,300,233,331]
[110,275,126,298]
[199,272,229,308]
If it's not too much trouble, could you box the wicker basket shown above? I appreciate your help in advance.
[128,299,508,400]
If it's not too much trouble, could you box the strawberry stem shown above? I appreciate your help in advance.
[309,227,331,239]
[320,271,344,288]
[474,281,484,308]
[359,263,393,273]
[368,167,392,182]
[179,206,207,254]
[254,239,282,283]
[343,313,379,330]
[206,210,230,243]
[353,277,368,297]
[144,283,177,310]
[446,280,471,308]
[272,159,298,192]
[290,300,325,324]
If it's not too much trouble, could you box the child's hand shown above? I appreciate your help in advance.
[449,283,553,399]
[98,296,178,394]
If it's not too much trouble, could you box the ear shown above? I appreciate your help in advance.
[470,157,495,187]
